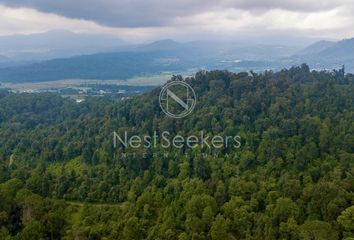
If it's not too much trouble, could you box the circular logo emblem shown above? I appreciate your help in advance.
[159,81,196,118]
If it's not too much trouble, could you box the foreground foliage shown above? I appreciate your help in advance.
[0,65,353,239]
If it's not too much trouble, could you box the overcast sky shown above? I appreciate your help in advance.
[0,0,353,43]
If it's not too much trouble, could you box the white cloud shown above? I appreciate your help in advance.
[1,0,353,27]
[0,1,353,43]
[0,5,107,35]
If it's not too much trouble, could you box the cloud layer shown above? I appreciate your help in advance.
[0,0,351,27]
[0,0,353,42]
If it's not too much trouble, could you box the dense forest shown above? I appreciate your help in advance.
[0,64,353,239]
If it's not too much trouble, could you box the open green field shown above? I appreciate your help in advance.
[0,73,175,92]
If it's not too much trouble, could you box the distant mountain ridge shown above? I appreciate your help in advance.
[0,39,300,83]
[1,35,354,83]
[295,40,335,56]
[290,38,354,70]
[138,39,183,51]
[315,38,354,59]
[0,30,125,61]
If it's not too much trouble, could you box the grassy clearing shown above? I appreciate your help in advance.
[0,73,174,92]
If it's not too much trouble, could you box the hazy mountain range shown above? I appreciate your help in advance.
[0,31,353,83]
[288,38,354,70]
[0,30,125,62]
